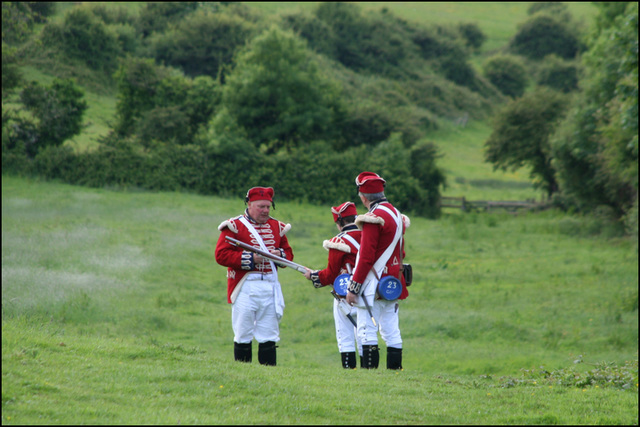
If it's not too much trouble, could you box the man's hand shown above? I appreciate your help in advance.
[303,268,312,280]
[346,291,358,306]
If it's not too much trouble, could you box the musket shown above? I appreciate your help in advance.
[331,289,358,328]
[225,236,308,274]
[346,263,377,327]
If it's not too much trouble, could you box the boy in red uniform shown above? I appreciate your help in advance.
[304,202,362,369]
[346,172,410,369]
[215,187,294,366]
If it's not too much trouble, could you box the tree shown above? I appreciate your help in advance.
[483,54,529,98]
[484,88,569,198]
[217,26,343,153]
[15,79,87,157]
[148,9,256,79]
[509,13,580,60]
[551,2,637,217]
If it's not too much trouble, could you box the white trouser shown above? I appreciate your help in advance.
[333,299,362,354]
[232,274,280,344]
[356,298,402,348]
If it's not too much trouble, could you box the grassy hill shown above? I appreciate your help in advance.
[10,2,598,204]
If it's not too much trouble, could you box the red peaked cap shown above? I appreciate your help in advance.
[331,201,358,223]
[355,171,386,194]
[246,187,274,203]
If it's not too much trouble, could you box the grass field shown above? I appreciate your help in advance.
[2,176,637,424]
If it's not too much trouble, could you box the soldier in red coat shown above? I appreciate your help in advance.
[303,201,362,369]
[346,172,410,370]
[215,187,294,366]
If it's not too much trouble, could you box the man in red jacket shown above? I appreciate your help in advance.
[346,172,410,370]
[303,201,362,369]
[215,187,294,366]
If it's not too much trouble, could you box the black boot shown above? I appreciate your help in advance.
[258,341,277,366]
[341,352,357,369]
[234,342,252,363]
[361,345,379,369]
[387,346,403,370]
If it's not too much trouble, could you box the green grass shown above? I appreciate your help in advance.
[2,175,637,424]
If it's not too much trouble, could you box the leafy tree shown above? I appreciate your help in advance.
[148,9,256,79]
[217,26,343,153]
[483,54,529,98]
[457,22,486,51]
[113,58,219,145]
[534,55,580,93]
[2,2,36,44]
[551,2,637,217]
[137,2,199,38]
[509,13,580,60]
[12,79,88,158]
[40,7,122,73]
[484,88,569,198]
[113,58,165,137]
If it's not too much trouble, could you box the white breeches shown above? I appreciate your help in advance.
[232,274,280,344]
[356,298,402,348]
[333,299,362,354]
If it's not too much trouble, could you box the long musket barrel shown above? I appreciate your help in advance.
[225,236,309,274]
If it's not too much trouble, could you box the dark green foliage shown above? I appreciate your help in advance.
[509,13,580,60]
[40,8,122,73]
[12,79,87,158]
[551,2,637,217]
[218,26,343,153]
[527,2,571,21]
[2,45,23,96]
[483,55,529,98]
[409,141,447,218]
[137,2,199,38]
[113,58,219,144]
[147,9,257,79]
[457,22,487,51]
[535,55,580,93]
[484,88,569,197]
[2,2,36,44]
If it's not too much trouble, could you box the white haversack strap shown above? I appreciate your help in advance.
[341,232,360,251]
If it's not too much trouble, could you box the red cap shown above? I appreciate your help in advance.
[331,201,358,222]
[355,172,385,193]
[246,187,274,203]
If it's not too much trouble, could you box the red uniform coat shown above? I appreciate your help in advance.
[351,200,410,300]
[215,212,294,304]
[313,224,361,287]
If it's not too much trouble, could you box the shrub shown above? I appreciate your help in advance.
[509,13,580,60]
[17,78,88,158]
[535,55,580,93]
[147,9,257,79]
[40,8,122,73]
[457,22,486,51]
[483,54,529,98]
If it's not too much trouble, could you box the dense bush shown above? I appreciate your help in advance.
[535,55,580,93]
[509,13,580,60]
[483,54,529,98]
[217,26,343,153]
[40,8,122,73]
[146,9,257,79]
[113,58,219,144]
[484,87,569,198]
[551,2,637,218]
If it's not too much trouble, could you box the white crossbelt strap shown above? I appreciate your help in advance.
[356,205,403,302]
[238,216,285,320]
[341,232,360,251]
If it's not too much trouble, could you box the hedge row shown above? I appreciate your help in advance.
[3,137,444,218]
